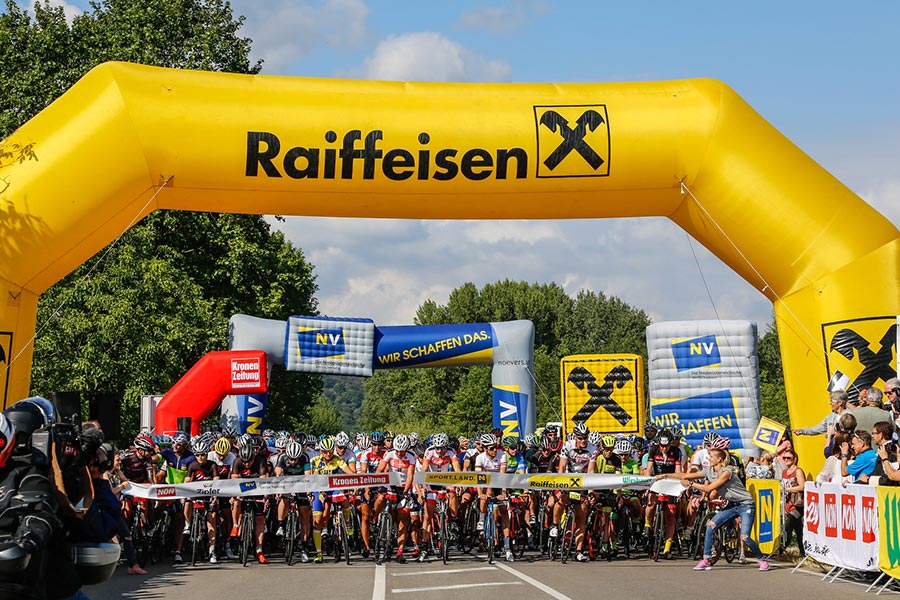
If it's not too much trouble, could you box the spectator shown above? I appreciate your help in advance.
[885,378,900,427]
[780,450,805,558]
[824,412,858,458]
[774,432,793,465]
[745,451,775,479]
[793,390,847,453]
[871,421,894,451]
[816,432,849,483]
[849,388,891,436]
[840,431,878,483]
[876,439,900,486]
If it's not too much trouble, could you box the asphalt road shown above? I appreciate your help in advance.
[83,551,895,600]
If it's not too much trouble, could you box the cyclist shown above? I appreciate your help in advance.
[185,437,220,564]
[208,437,236,560]
[672,425,691,471]
[692,432,719,471]
[376,433,419,562]
[120,434,158,526]
[555,422,593,563]
[472,432,515,562]
[645,428,682,558]
[656,447,769,571]
[419,432,461,560]
[230,440,270,564]
[159,432,195,563]
[275,440,312,562]
[310,436,355,563]
[357,431,387,558]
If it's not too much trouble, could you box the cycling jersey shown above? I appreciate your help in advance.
[357,449,385,474]
[647,445,682,475]
[207,451,234,479]
[120,450,154,483]
[187,459,216,481]
[620,457,641,475]
[691,448,711,471]
[232,454,268,478]
[595,452,622,474]
[503,451,526,474]
[525,449,559,473]
[310,455,348,475]
[336,448,357,467]
[380,450,416,474]
[421,448,455,472]
[160,447,196,471]
[275,453,310,476]
[561,446,594,473]
[474,451,506,473]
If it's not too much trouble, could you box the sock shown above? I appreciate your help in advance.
[342,508,353,529]
[644,519,651,528]
[256,545,262,553]
[504,537,511,550]
[663,539,672,553]
[313,530,322,553]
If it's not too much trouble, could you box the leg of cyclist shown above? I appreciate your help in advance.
[644,491,657,538]
[173,500,186,562]
[359,492,373,557]
[276,495,288,538]
[498,495,513,562]
[663,495,676,556]
[254,498,268,563]
[574,499,588,562]
[231,497,241,538]
[408,496,422,559]
[395,496,411,562]
[422,492,436,553]
[552,491,567,539]
[311,493,326,563]
[206,503,218,563]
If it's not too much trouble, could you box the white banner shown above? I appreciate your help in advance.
[412,471,685,496]
[121,473,402,500]
[804,481,879,572]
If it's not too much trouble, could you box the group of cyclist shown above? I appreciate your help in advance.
[114,421,761,570]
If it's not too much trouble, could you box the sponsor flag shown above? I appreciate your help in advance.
[560,354,644,435]
[752,417,786,453]
[879,486,900,579]
[748,479,781,554]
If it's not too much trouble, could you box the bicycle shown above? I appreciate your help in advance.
[373,491,397,565]
[128,497,153,568]
[328,492,351,565]
[237,499,256,567]
[283,495,303,566]
[188,499,211,566]
[482,496,499,564]
[431,489,451,564]
[150,502,174,564]
[559,491,580,564]
[507,494,529,560]
[706,500,739,565]
[458,501,480,554]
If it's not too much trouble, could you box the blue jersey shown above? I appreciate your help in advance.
[504,452,526,474]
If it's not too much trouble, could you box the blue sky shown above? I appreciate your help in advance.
[22,0,900,329]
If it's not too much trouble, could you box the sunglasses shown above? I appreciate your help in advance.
[887,389,899,396]
[575,436,587,442]
[784,456,795,460]
[485,445,497,451]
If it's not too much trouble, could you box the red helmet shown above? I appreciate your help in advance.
[711,436,731,450]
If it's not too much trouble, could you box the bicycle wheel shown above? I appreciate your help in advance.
[652,507,665,562]
[439,511,450,565]
[241,511,254,567]
[485,510,496,564]
[132,509,149,568]
[723,522,738,563]
[560,509,576,564]
[337,512,351,565]
[284,511,298,566]
[691,510,709,560]
[374,513,391,565]
[190,509,203,566]
[513,510,528,559]
[461,506,479,553]
[151,510,170,564]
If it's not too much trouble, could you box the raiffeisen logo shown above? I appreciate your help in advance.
[245,131,528,181]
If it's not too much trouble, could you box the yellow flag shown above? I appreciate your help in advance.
[751,417,786,453]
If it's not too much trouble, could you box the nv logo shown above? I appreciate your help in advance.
[534,105,610,178]
[823,318,897,403]
[476,474,489,486]
[567,365,633,425]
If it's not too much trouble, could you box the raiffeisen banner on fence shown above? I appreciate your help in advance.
[284,316,376,376]
[646,321,761,453]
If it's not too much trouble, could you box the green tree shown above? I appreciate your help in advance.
[759,317,790,427]
[304,394,344,435]
[2,0,321,436]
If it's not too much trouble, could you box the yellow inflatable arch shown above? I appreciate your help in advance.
[1,62,898,467]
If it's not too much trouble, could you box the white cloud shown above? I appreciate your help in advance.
[359,32,511,82]
[232,0,370,74]
[456,6,524,34]
[25,0,81,23]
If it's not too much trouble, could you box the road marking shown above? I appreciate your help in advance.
[392,566,498,577]
[493,562,576,600]
[372,563,385,600]
[393,581,522,593]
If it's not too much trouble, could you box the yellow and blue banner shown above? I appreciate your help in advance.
[650,390,742,448]
[752,416,786,453]
[375,323,494,369]
[748,479,781,554]
[560,354,644,435]
[878,486,900,580]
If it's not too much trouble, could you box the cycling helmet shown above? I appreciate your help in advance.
[286,441,304,460]
[154,434,173,448]
[614,438,633,456]
[275,436,289,450]
[318,436,335,452]
[672,425,685,439]
[334,431,351,448]
[414,442,427,457]
[703,432,720,447]
[656,429,673,446]
[524,433,536,448]
[539,435,553,450]
[644,423,659,435]
[263,428,275,438]
[133,434,154,452]
[393,434,411,452]
[545,424,559,435]
[432,433,449,448]
[409,432,420,445]
[173,432,189,446]
[214,438,232,456]
[221,425,239,438]
[357,435,371,450]
[711,436,731,450]
[631,437,646,452]
[572,422,589,437]
[0,413,16,468]
[305,434,317,446]
[600,434,616,449]
[192,437,211,455]
[237,433,252,448]
[587,431,603,446]
[383,430,395,441]
[237,444,254,462]
[293,431,306,442]
[479,433,498,447]
[370,431,385,445]
[502,435,518,449]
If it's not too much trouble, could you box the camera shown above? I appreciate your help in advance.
[885,442,898,455]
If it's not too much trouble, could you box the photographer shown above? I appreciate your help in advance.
[0,407,60,599]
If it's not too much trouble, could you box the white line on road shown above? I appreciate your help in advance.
[393,581,523,593]
[493,562,576,600]
[392,566,499,577]
[372,563,386,600]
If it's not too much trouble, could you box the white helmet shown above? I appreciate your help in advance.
[393,433,411,452]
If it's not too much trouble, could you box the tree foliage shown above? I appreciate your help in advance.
[2,0,320,437]
[361,280,652,436]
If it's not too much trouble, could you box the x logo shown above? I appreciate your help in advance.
[829,324,897,401]
[539,110,606,170]
[568,365,633,425]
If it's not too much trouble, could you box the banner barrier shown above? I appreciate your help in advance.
[748,478,782,555]
[121,472,403,500]
[878,486,900,580]
[412,471,685,496]
[804,481,879,572]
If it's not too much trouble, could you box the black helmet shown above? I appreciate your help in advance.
[656,428,673,446]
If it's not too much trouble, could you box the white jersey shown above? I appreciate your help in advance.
[691,448,711,471]
[421,447,455,472]
[207,450,235,467]
[474,451,506,473]
[337,448,357,466]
